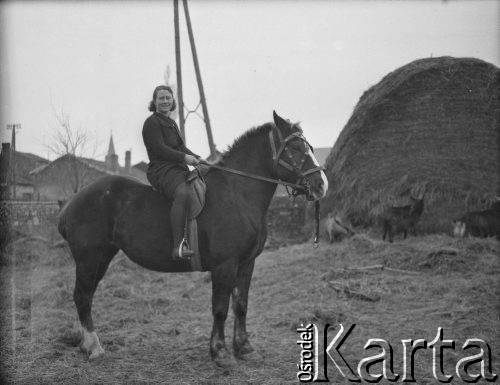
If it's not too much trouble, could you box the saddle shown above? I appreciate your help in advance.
[183,168,207,271]
[186,168,206,219]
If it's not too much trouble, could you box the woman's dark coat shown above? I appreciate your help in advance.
[142,112,199,197]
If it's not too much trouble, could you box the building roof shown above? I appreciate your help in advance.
[0,147,50,186]
[30,153,148,184]
[132,161,149,173]
[16,151,49,164]
[30,154,109,175]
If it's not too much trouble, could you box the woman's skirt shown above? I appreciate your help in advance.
[147,164,189,199]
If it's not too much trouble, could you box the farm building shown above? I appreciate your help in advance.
[0,143,50,201]
[324,56,500,233]
[29,136,148,201]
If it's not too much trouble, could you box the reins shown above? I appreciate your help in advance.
[199,124,324,195]
[198,161,308,192]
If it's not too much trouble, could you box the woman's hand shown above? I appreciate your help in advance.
[184,154,201,166]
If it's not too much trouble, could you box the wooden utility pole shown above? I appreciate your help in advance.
[7,124,21,200]
[182,0,216,158]
[173,0,186,141]
[173,0,216,158]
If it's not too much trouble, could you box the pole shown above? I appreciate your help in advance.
[173,0,186,141]
[183,0,216,158]
[7,124,20,200]
[12,126,16,200]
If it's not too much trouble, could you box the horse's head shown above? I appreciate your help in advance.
[270,111,328,201]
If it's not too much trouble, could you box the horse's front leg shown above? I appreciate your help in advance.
[232,259,262,362]
[210,260,237,368]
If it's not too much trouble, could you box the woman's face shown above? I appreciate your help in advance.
[155,89,174,114]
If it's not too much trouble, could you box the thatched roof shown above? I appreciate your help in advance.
[324,56,500,233]
[30,154,148,184]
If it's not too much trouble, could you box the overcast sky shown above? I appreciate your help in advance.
[1,0,499,164]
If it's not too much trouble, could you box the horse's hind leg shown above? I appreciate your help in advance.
[73,245,118,360]
[232,259,262,362]
[210,259,237,368]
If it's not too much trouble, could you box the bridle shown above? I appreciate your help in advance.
[199,122,326,247]
[201,124,325,198]
[268,123,325,247]
[268,124,325,197]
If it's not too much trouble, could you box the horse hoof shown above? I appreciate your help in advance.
[88,346,105,360]
[214,356,236,369]
[213,350,236,369]
[237,350,264,363]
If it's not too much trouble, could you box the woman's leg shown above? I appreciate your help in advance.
[171,182,195,259]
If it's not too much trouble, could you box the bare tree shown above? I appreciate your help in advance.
[46,107,99,195]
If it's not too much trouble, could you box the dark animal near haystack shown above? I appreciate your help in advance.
[57,112,328,367]
[382,196,424,242]
[453,203,500,239]
[325,213,355,243]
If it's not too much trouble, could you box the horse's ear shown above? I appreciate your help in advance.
[273,110,287,129]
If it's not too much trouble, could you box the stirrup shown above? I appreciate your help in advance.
[172,238,195,260]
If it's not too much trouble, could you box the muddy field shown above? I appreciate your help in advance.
[1,230,499,384]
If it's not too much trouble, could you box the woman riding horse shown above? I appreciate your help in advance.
[142,85,201,259]
[59,109,328,365]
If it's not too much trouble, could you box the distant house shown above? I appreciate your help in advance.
[132,161,148,174]
[275,146,331,197]
[30,135,148,201]
[0,143,50,200]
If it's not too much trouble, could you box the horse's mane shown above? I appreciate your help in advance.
[217,121,303,165]
[217,122,274,164]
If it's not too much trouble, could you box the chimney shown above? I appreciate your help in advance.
[125,150,131,174]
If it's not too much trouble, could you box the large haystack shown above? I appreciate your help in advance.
[324,56,500,233]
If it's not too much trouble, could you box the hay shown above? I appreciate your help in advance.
[324,56,500,233]
[1,234,498,383]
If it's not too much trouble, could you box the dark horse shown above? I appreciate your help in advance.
[58,111,328,367]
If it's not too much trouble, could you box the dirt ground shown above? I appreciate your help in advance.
[0,230,499,384]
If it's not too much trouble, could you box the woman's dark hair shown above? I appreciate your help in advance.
[148,85,176,112]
